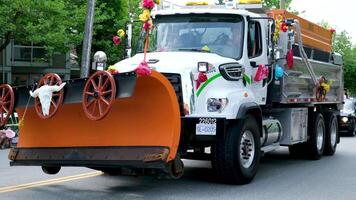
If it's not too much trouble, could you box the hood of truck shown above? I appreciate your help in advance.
[113,52,236,74]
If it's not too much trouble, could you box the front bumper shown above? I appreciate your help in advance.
[9,146,169,169]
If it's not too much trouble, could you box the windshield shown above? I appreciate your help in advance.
[344,100,355,111]
[136,14,244,60]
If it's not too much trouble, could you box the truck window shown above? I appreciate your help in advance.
[248,21,262,58]
[136,14,245,60]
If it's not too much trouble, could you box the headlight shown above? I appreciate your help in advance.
[207,98,229,113]
[342,117,349,123]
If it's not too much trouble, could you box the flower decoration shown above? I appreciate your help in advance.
[139,9,151,22]
[254,64,269,82]
[196,72,208,89]
[112,29,125,46]
[274,64,284,80]
[328,28,336,33]
[154,0,160,4]
[134,0,160,75]
[107,65,119,75]
[281,22,288,32]
[113,35,121,46]
[135,61,152,76]
[143,20,153,31]
[117,29,125,38]
[273,15,284,44]
[286,49,294,69]
[143,0,155,9]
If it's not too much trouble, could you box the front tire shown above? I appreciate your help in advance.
[212,115,261,184]
[324,113,338,156]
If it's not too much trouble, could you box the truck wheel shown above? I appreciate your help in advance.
[212,115,261,184]
[42,166,61,175]
[306,113,325,160]
[324,114,338,156]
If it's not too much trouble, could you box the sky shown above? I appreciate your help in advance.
[164,0,356,44]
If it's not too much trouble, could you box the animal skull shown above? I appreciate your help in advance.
[29,83,66,116]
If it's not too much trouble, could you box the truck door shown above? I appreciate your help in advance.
[247,20,268,105]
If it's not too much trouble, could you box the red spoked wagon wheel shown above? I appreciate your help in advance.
[0,84,15,127]
[82,71,117,121]
[34,73,64,119]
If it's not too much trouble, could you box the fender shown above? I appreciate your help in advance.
[236,102,262,136]
[236,102,262,119]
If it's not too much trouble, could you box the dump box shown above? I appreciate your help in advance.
[269,10,333,53]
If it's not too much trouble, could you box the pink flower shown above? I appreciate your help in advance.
[135,61,152,76]
[281,22,288,32]
[328,28,336,34]
[254,64,264,82]
[254,65,269,82]
[143,21,152,31]
[113,36,121,45]
[0,129,15,139]
[286,49,294,69]
[196,72,208,89]
[142,0,155,9]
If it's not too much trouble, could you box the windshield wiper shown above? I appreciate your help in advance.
[178,48,210,53]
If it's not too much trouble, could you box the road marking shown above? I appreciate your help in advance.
[0,171,102,193]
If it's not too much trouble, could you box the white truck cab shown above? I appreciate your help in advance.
[113,2,344,184]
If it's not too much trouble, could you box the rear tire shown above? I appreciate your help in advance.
[324,113,338,156]
[212,115,261,184]
[305,113,325,160]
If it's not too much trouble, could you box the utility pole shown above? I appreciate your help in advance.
[80,0,95,78]
[280,0,286,9]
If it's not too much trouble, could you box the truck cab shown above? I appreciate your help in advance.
[111,2,344,184]
[115,7,269,119]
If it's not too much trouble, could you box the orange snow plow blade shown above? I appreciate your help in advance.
[14,71,181,163]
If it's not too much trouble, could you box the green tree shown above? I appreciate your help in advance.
[0,0,136,65]
[263,0,292,9]
[319,21,356,94]
[333,32,356,94]
[0,0,86,55]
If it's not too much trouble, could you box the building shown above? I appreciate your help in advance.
[0,40,79,86]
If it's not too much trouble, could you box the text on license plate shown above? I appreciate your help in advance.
[196,118,217,136]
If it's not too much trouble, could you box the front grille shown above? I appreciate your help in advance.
[219,64,244,81]
[225,66,243,78]
[163,73,184,116]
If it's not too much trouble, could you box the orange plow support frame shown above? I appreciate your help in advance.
[12,71,181,164]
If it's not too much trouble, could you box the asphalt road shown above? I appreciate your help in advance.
[0,137,356,200]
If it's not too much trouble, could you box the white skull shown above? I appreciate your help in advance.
[29,83,66,116]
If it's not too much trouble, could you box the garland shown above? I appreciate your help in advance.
[110,0,160,76]
[135,0,160,76]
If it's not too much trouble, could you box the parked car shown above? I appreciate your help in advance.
[339,98,356,136]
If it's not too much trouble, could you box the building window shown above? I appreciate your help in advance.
[12,41,48,64]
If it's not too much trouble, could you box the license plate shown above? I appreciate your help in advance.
[196,119,217,135]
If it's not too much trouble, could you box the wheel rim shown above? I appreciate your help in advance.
[34,73,64,119]
[82,71,116,121]
[316,120,324,151]
[240,130,255,169]
[330,118,337,147]
[0,84,15,126]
